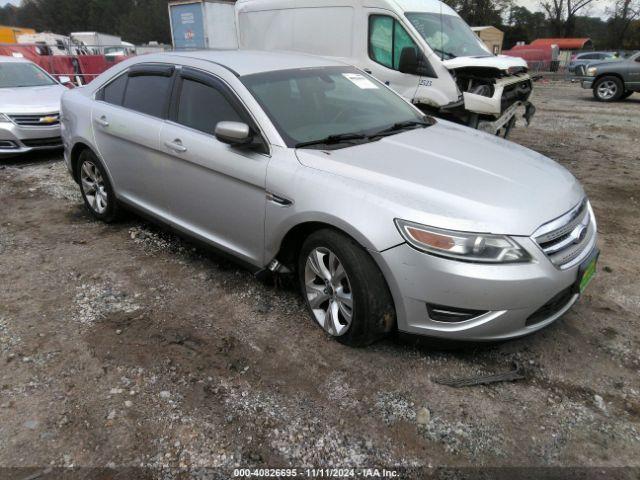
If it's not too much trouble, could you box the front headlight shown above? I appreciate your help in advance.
[586,67,598,77]
[395,219,530,264]
[0,113,11,123]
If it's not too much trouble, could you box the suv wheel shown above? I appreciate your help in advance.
[298,229,396,347]
[78,149,120,222]
[593,76,623,102]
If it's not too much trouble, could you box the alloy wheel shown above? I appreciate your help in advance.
[597,80,617,100]
[80,160,108,214]
[304,247,354,337]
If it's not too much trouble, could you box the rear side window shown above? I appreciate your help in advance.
[101,74,127,106]
[177,78,242,134]
[123,74,173,118]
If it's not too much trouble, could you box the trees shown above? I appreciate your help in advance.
[540,0,600,36]
[607,0,640,48]
[444,0,514,26]
[6,0,171,44]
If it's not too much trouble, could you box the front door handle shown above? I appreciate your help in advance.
[363,68,373,74]
[94,116,109,127]
[164,139,187,153]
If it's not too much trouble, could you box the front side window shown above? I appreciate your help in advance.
[369,15,419,70]
[241,66,425,147]
[122,73,173,118]
[0,62,57,88]
[406,12,489,59]
[177,78,242,135]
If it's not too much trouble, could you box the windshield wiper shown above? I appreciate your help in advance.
[368,119,435,139]
[295,132,367,149]
[433,48,457,60]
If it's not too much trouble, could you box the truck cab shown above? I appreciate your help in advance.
[229,0,536,136]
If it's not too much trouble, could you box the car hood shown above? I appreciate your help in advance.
[0,84,66,114]
[295,122,584,236]
[442,55,528,71]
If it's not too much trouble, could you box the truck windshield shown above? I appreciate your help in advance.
[241,67,426,148]
[406,12,489,59]
[0,63,57,88]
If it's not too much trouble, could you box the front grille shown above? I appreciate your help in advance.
[534,200,595,269]
[9,112,60,127]
[501,79,532,111]
[21,137,63,148]
[526,287,575,327]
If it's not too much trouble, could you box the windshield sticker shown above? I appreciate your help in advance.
[343,73,378,89]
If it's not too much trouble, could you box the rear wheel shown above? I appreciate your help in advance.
[593,76,623,102]
[298,229,396,347]
[78,149,120,222]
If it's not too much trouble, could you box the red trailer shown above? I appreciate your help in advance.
[0,44,130,85]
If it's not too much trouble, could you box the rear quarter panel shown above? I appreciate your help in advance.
[61,87,97,178]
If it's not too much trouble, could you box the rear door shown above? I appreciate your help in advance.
[92,64,175,214]
[158,67,270,265]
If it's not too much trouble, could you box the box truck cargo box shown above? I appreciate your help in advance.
[169,0,238,50]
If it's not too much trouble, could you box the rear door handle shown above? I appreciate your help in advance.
[94,116,109,127]
[164,140,187,153]
[363,68,372,74]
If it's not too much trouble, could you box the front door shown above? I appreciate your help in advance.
[363,11,422,100]
[158,67,270,265]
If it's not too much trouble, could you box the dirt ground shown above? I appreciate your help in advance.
[1,82,639,477]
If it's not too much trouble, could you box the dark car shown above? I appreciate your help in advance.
[581,51,640,101]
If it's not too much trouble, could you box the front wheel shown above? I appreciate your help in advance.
[298,229,396,347]
[593,76,623,102]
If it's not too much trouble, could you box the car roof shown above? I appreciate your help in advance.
[144,50,346,76]
[0,55,32,64]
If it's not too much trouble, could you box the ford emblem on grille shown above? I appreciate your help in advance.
[572,224,588,244]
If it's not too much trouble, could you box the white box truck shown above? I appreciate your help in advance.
[175,0,536,136]
[169,0,239,50]
[70,32,124,55]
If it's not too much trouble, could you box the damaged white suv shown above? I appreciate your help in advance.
[221,0,535,137]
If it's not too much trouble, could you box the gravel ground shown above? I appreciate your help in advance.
[0,82,639,478]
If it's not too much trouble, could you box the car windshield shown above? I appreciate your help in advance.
[406,12,489,59]
[241,67,425,148]
[0,62,57,88]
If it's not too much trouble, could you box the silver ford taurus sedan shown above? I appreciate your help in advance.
[61,51,598,346]
[0,56,68,156]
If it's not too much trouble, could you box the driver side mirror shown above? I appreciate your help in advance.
[58,76,75,88]
[215,121,252,145]
[398,46,437,78]
[398,46,419,75]
[215,121,264,150]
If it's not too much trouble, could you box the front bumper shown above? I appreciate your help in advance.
[580,78,595,89]
[372,236,597,342]
[0,121,62,157]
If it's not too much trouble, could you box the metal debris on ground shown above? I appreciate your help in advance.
[434,362,525,388]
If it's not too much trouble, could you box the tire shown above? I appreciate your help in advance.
[78,149,121,223]
[298,229,396,347]
[593,76,623,102]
